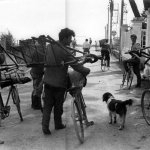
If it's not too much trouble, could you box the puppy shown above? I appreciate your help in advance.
[102,92,133,130]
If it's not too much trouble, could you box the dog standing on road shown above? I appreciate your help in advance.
[102,92,133,130]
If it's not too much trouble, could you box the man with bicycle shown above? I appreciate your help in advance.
[42,28,91,134]
[123,34,141,88]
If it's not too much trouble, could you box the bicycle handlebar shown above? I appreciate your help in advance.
[85,53,99,63]
[140,46,150,51]
[125,46,150,54]
[124,46,150,65]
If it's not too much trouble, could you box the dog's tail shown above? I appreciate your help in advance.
[122,99,133,106]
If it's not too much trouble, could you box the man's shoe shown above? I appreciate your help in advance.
[42,127,51,135]
[135,84,141,88]
[55,124,66,130]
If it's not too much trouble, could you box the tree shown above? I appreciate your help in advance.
[0,30,17,51]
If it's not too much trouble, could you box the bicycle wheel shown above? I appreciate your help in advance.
[11,86,23,121]
[101,59,106,71]
[141,90,150,125]
[126,68,134,89]
[71,96,84,144]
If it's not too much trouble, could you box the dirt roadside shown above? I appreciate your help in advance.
[0,47,150,150]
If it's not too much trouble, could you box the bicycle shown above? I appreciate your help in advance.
[66,70,94,144]
[120,46,150,89]
[0,65,31,126]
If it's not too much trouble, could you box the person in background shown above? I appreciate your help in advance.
[89,38,92,45]
[30,37,45,110]
[83,39,90,54]
[95,41,98,51]
[42,28,90,135]
[123,34,141,88]
[72,37,76,49]
[71,37,77,56]
[89,38,92,49]
[100,39,110,69]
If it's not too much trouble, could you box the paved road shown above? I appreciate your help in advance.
[0,47,150,150]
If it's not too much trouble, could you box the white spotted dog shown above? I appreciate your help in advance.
[102,92,133,130]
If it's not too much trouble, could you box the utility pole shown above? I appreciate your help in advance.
[119,0,124,61]
[109,0,113,49]
[105,26,107,39]
[107,5,110,40]
[65,0,68,27]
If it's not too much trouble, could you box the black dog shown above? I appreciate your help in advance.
[102,92,133,130]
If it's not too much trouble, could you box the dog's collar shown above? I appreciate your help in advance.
[107,96,114,105]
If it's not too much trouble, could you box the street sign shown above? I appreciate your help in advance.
[112,30,117,36]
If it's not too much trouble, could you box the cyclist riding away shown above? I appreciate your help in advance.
[100,39,110,69]
[122,34,141,88]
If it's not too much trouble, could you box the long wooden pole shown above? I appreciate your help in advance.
[107,5,110,40]
[109,0,113,48]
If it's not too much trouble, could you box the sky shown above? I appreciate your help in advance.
[0,0,145,44]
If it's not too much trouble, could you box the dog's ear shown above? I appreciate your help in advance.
[103,92,113,102]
